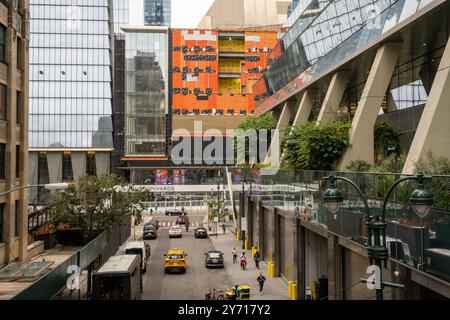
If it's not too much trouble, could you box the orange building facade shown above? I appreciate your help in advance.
[170,29,278,116]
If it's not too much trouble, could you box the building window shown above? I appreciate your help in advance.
[0,25,5,63]
[37,153,50,204]
[86,153,96,177]
[15,200,19,237]
[0,203,4,242]
[0,144,4,180]
[0,84,6,121]
[62,153,73,181]
[16,145,20,178]
[16,91,22,124]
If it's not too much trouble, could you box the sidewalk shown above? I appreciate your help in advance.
[209,231,289,300]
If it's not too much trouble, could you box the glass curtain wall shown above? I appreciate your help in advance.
[125,30,168,156]
[144,0,171,26]
[29,0,114,149]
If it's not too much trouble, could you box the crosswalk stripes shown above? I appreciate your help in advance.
[157,222,201,229]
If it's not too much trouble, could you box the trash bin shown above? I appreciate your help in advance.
[239,285,251,300]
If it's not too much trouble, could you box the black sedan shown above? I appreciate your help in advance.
[204,251,224,268]
[194,227,208,239]
[143,230,157,240]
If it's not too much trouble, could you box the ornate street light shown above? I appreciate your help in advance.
[409,175,434,218]
[323,174,433,300]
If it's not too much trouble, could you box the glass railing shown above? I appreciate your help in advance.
[232,168,450,283]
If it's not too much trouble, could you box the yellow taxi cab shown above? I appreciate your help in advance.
[164,249,188,274]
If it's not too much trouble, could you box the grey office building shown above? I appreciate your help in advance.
[28,0,114,203]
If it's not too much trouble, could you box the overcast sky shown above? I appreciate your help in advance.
[171,0,214,28]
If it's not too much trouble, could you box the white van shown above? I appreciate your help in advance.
[124,241,149,273]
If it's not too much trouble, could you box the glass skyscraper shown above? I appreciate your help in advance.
[144,0,171,26]
[123,28,169,158]
[28,0,114,198]
[113,0,129,34]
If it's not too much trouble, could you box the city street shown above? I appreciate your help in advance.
[141,212,232,300]
[140,211,289,300]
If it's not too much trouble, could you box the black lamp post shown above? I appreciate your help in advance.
[323,174,433,300]
[241,177,246,249]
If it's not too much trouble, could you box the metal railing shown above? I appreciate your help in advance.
[232,168,450,283]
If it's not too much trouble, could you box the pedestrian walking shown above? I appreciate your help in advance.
[257,273,266,296]
[221,224,226,234]
[254,250,261,269]
[232,248,238,264]
[240,253,247,270]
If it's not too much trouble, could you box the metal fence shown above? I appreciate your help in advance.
[232,168,450,283]
[13,232,108,300]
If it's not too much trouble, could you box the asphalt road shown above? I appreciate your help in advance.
[141,213,233,300]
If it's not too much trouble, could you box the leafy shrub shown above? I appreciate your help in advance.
[374,122,400,158]
[235,112,277,165]
[282,120,351,170]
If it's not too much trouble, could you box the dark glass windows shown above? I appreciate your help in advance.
[15,200,19,237]
[62,153,73,181]
[0,203,4,243]
[0,24,5,63]
[0,144,4,180]
[0,84,6,121]
[16,145,20,178]
[86,153,96,177]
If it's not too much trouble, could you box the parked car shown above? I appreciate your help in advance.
[176,216,189,225]
[123,241,148,273]
[164,249,188,273]
[204,251,224,268]
[143,230,157,240]
[194,227,208,239]
[169,225,183,238]
[165,210,185,216]
[151,220,160,230]
[144,224,156,233]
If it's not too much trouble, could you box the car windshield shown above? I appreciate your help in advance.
[170,227,180,231]
[209,252,222,258]
[168,254,183,259]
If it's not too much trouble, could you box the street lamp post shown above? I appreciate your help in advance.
[0,183,69,197]
[323,174,433,300]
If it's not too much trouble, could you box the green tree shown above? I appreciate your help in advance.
[235,112,278,166]
[50,174,148,243]
[282,120,351,170]
[374,122,400,160]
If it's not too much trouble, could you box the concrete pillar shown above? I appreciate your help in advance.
[47,152,62,183]
[327,234,342,300]
[265,100,297,164]
[273,210,281,277]
[298,224,306,300]
[71,152,87,182]
[316,71,351,124]
[258,202,264,257]
[338,43,402,170]
[95,152,111,177]
[247,198,253,249]
[292,90,314,126]
[403,36,450,174]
